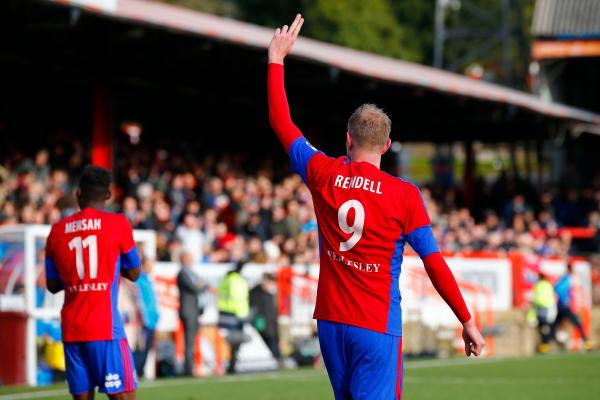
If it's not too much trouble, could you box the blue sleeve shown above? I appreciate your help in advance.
[121,246,141,270]
[289,137,320,183]
[554,275,571,304]
[45,256,61,281]
[135,275,150,324]
[406,225,440,259]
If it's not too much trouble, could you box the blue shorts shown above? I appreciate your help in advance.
[318,320,403,400]
[64,339,137,395]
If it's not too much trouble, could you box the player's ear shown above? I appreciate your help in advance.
[381,138,392,154]
[74,188,81,200]
[346,132,352,149]
[105,189,111,200]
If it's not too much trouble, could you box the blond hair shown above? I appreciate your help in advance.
[347,104,391,150]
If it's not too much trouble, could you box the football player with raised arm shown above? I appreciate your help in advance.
[45,165,141,400]
[267,15,485,400]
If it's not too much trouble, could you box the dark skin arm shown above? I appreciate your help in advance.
[47,270,140,290]
[46,279,64,294]
[121,267,141,282]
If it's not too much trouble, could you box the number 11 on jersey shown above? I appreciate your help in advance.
[68,235,98,280]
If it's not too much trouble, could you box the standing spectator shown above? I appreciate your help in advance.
[531,272,556,353]
[177,252,206,376]
[134,257,160,378]
[175,213,205,264]
[218,260,249,374]
[250,273,280,360]
[551,264,591,350]
[169,173,188,223]
[270,206,289,238]
[33,149,50,182]
[284,200,301,239]
[556,190,585,227]
[503,194,531,225]
[203,177,225,209]
[242,213,269,241]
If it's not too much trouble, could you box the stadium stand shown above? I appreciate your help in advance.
[1,139,599,265]
[1,0,599,391]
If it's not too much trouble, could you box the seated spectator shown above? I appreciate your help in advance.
[1,141,599,261]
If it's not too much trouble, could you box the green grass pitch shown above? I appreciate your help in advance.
[1,352,599,399]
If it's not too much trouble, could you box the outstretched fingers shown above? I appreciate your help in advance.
[289,14,302,35]
[269,14,303,63]
[275,14,303,41]
[292,17,304,40]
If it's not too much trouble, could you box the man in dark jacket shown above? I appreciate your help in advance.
[177,251,206,376]
[250,273,280,359]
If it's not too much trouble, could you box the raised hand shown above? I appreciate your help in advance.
[462,319,486,357]
[268,14,304,65]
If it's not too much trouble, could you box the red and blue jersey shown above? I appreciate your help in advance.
[290,139,438,336]
[45,208,141,342]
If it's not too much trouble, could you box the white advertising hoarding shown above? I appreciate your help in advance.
[152,256,513,332]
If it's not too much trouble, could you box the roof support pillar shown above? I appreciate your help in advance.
[91,81,114,171]
[463,141,475,207]
[524,140,532,183]
[536,140,544,191]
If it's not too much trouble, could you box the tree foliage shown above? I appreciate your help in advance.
[300,0,420,61]
[162,0,434,63]
[155,0,534,85]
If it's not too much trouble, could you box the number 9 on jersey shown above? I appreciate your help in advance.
[337,199,365,252]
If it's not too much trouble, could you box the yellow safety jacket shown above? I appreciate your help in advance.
[532,280,555,308]
[218,272,249,319]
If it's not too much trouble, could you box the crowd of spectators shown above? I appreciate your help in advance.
[1,140,599,263]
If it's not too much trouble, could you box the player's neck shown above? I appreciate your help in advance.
[349,152,382,169]
[78,201,105,211]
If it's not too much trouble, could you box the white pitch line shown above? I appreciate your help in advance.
[0,370,326,400]
[405,351,600,370]
[0,389,68,400]
[2,353,597,400]
[405,357,504,370]
[406,376,596,385]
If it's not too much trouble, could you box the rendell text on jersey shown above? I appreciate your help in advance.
[290,138,439,336]
[45,208,141,342]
